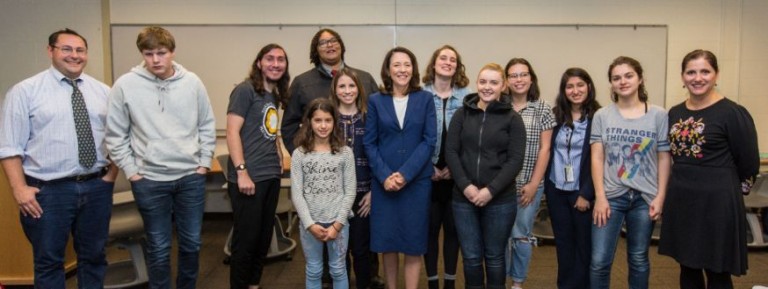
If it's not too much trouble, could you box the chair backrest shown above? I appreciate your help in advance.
[216,154,231,182]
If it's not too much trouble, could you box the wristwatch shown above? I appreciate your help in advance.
[235,163,247,171]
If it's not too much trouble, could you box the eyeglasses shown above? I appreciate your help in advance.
[52,45,87,56]
[317,38,339,47]
[508,72,530,79]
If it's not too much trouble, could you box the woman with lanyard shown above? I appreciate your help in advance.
[545,68,601,289]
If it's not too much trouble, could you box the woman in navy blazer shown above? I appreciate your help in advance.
[364,46,437,289]
[544,68,601,289]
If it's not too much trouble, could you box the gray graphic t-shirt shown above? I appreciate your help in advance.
[590,103,669,204]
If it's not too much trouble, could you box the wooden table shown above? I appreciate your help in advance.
[210,157,223,173]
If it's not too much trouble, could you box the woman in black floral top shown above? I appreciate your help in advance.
[659,49,760,289]
[329,68,375,289]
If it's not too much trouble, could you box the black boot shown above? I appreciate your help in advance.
[428,279,439,289]
[444,279,455,289]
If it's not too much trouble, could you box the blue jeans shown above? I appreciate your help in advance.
[506,184,544,282]
[453,200,516,289]
[131,173,206,289]
[590,190,653,289]
[299,224,350,289]
[21,176,113,289]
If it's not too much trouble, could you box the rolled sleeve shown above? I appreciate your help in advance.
[0,84,31,159]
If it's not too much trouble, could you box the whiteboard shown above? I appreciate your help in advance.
[111,24,667,130]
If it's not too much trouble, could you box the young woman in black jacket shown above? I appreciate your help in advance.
[445,63,526,289]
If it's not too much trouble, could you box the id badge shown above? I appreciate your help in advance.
[564,165,575,182]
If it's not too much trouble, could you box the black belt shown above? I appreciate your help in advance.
[26,167,108,185]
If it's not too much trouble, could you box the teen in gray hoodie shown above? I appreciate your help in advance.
[106,26,215,289]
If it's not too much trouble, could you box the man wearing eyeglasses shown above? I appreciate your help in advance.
[282,28,378,153]
[106,26,215,289]
[0,28,118,288]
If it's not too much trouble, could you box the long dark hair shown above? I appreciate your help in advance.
[294,98,343,154]
[379,46,421,95]
[422,45,469,88]
[504,58,540,101]
[329,68,367,118]
[248,44,290,108]
[553,68,601,128]
[608,56,647,103]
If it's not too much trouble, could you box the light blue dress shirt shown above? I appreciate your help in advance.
[0,67,111,180]
[549,119,588,191]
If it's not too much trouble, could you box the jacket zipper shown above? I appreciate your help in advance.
[475,110,487,179]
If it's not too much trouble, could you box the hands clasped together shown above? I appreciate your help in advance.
[463,184,493,207]
[308,222,343,242]
[384,172,406,192]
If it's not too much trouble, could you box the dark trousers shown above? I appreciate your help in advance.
[679,265,733,289]
[348,192,372,289]
[545,182,592,289]
[425,180,459,279]
[227,178,280,289]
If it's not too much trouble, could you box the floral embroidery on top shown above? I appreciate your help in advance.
[742,176,755,195]
[669,116,706,158]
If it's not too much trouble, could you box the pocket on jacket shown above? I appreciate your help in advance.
[144,137,200,169]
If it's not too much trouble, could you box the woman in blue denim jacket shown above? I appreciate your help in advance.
[421,45,471,289]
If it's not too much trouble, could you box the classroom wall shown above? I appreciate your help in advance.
[0,0,107,93]
[1,0,766,151]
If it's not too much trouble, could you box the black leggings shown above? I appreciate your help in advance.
[425,181,459,278]
[680,265,733,289]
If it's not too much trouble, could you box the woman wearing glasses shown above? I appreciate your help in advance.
[504,58,556,289]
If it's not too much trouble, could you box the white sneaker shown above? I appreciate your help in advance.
[752,286,768,289]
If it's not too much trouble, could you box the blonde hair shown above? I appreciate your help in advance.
[479,63,506,79]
